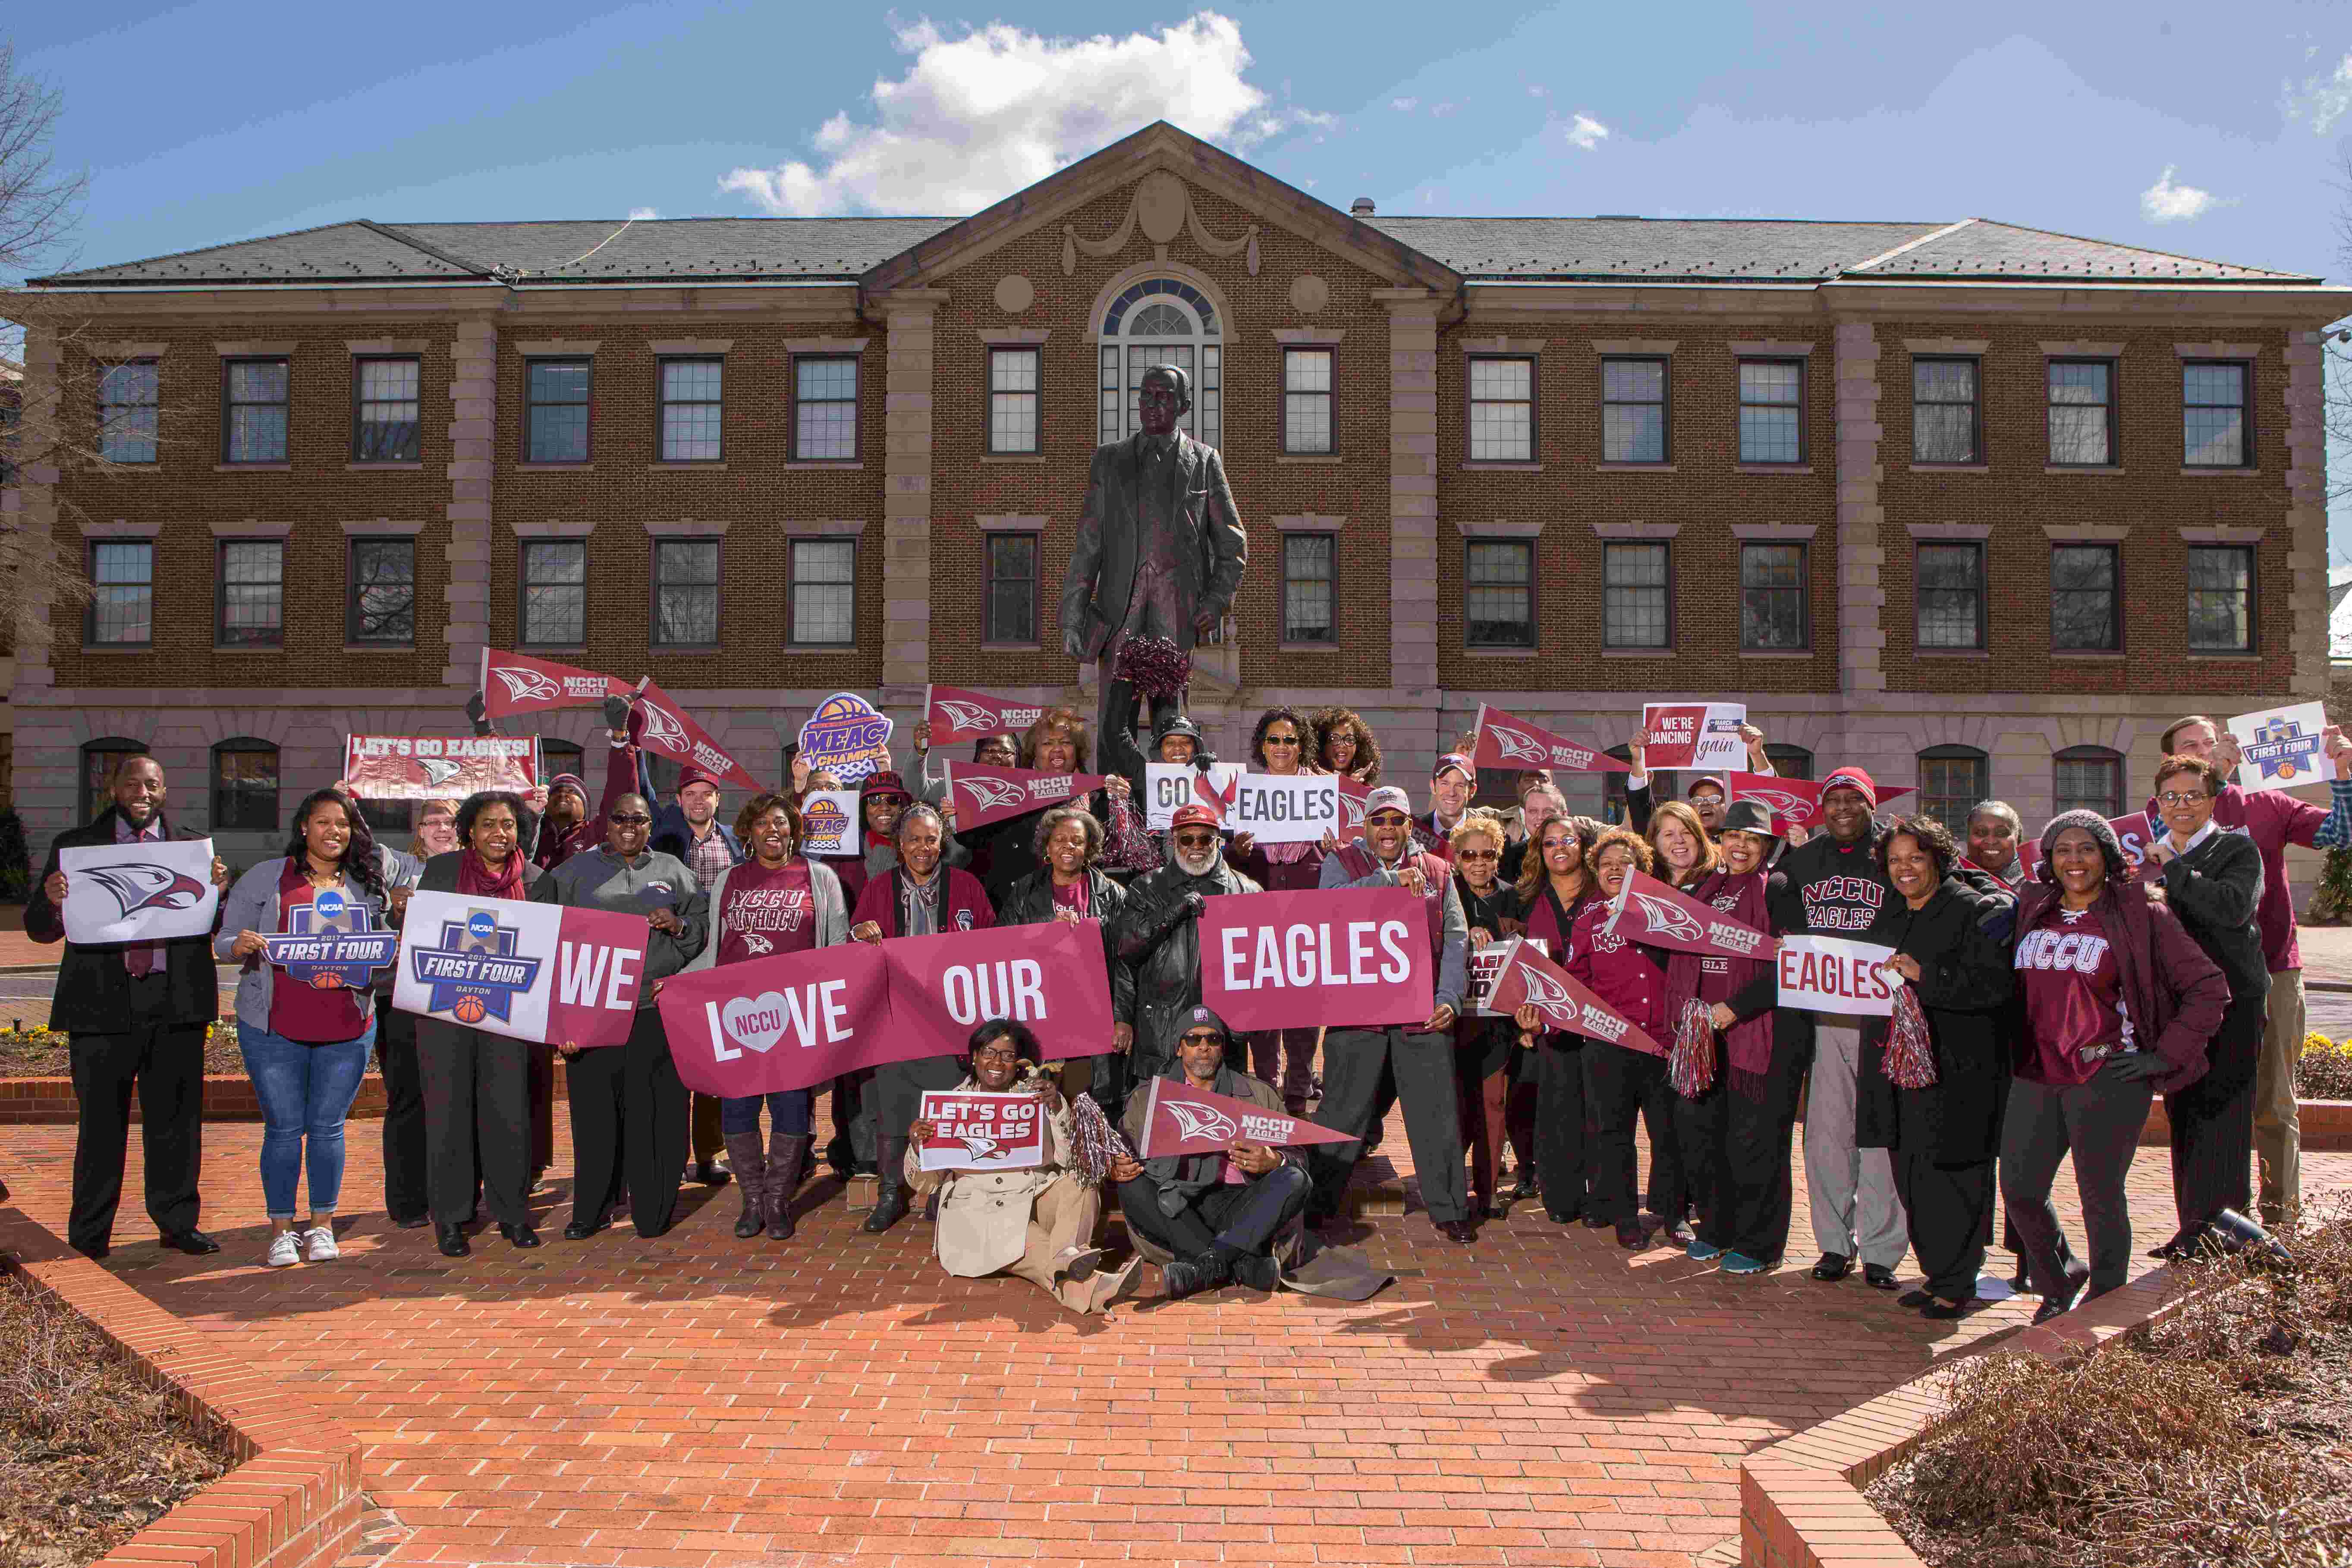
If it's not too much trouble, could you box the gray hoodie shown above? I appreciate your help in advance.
[531,847,706,1006]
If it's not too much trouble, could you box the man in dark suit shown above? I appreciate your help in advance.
[1059,363,1248,792]
[26,755,231,1260]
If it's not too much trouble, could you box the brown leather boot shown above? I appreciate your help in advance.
[764,1133,811,1240]
[723,1132,767,1239]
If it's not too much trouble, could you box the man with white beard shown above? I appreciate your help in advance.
[1110,803,1262,1094]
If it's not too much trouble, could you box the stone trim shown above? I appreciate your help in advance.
[2043,465,2124,475]
[1385,291,1440,703]
[1834,321,1887,699]
[340,518,428,537]
[77,519,161,538]
[1738,463,1816,475]
[648,338,733,355]
[1460,461,1544,472]
[1278,454,1346,465]
[645,519,730,538]
[2175,340,2261,359]
[2041,523,2131,542]
[345,338,428,354]
[1591,339,1675,355]
[882,298,939,696]
[1727,340,1815,357]
[1731,522,1818,540]
[515,340,597,356]
[1905,522,1994,540]
[1273,513,1347,533]
[1459,334,1545,355]
[1592,521,1681,539]
[1455,518,1544,538]
[1902,337,1989,355]
[975,328,1051,346]
[1272,327,1346,345]
[783,336,871,354]
[782,460,863,470]
[2179,525,2265,544]
[212,339,296,356]
[975,514,1045,533]
[1083,258,1239,345]
[444,319,496,684]
[507,520,595,539]
[2038,340,2126,357]
[208,520,295,539]
[87,340,167,359]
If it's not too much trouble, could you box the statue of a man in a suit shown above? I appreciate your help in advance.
[1059,363,1248,791]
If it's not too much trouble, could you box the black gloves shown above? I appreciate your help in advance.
[2104,1050,2169,1083]
[465,691,493,736]
[602,694,634,732]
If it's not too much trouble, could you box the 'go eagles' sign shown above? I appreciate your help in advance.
[393,890,650,1048]
[344,735,540,800]
[916,1090,1048,1172]
[59,837,220,946]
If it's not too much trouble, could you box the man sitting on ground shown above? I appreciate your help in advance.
[1112,1006,1311,1298]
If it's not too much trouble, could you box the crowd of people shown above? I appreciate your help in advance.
[23,697,2352,1323]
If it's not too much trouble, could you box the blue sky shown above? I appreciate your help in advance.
[15,2,2352,536]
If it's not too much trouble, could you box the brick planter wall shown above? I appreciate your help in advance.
[0,1207,365,1568]
[0,1059,579,1123]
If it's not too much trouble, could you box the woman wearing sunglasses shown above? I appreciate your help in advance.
[1449,812,1528,1216]
[1226,706,1338,1115]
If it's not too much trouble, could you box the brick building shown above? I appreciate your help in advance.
[4,122,2345,867]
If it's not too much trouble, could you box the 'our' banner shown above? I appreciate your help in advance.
[1777,934,1898,1016]
[1485,936,1663,1056]
[393,890,649,1048]
[1640,702,1747,770]
[1132,1077,1354,1158]
[59,837,219,946]
[1197,886,1431,1031]
[344,735,539,800]
[1604,870,1770,961]
[948,762,1106,829]
[925,684,1047,746]
[637,680,764,792]
[658,920,1115,1097]
[1470,703,1630,774]
[478,649,629,719]
[917,1089,1048,1171]
[1227,772,1341,844]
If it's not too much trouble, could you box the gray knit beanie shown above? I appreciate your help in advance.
[2037,809,2128,884]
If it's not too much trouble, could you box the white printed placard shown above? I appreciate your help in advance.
[798,790,862,857]
[2226,702,2331,794]
[59,837,220,946]
[1777,934,1898,1016]
[1471,936,1549,1017]
[1226,772,1341,844]
[1145,762,1244,830]
[392,889,649,1049]
[916,1089,1048,1172]
[1641,703,1748,770]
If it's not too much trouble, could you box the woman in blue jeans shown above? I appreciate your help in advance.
[217,788,390,1268]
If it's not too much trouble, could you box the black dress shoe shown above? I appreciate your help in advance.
[1229,1253,1281,1291]
[563,1213,610,1241]
[436,1222,471,1258]
[2031,1288,2079,1326]
[158,1229,221,1255]
[691,1160,730,1188]
[1921,1297,1969,1320]
[391,1213,432,1231]
[72,1241,109,1262]
[1582,1214,1612,1230]
[862,1185,910,1233]
[1616,1219,1646,1249]
[1864,1264,1899,1291]
[499,1222,541,1249]
[1897,1288,1934,1309]
[1437,1218,1479,1244]
[1163,1250,1231,1300]
[1811,1252,1853,1282]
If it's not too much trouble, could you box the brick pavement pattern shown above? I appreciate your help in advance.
[3,1099,2345,1568]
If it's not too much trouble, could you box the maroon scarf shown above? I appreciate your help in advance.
[458,847,525,899]
[1663,867,1776,1100]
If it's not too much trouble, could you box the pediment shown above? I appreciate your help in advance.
[860,121,1458,298]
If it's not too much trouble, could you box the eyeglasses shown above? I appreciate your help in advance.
[2157,791,2212,808]
[609,813,652,825]
[1457,848,1500,861]
[1174,832,1220,848]
[1264,735,1301,746]
[972,1045,1021,1062]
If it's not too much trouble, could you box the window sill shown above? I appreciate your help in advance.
[648,462,727,471]
[1464,646,1541,658]
[79,644,154,654]
[784,643,859,652]
[515,463,593,473]
[980,454,1045,464]
[519,644,591,656]
[91,463,162,474]
[980,641,1042,653]
[1739,649,1816,659]
[1277,641,1343,653]
[345,461,424,471]
[1601,647,1674,657]
[2052,649,2127,660]
[2045,465,2123,475]
[1595,463,1676,473]
[1277,454,1344,465]
[214,644,286,655]
[1459,461,1543,472]
[1916,648,1991,659]
[214,463,291,473]
[1908,463,1988,473]
[2186,650,2259,660]
[783,460,863,470]
[342,644,418,654]
[1736,464,1814,475]
[2181,466,2262,478]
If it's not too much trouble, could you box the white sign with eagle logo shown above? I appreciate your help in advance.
[59,837,220,945]
[915,1089,1048,1172]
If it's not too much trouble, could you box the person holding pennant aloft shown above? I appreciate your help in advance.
[1852,815,2015,1319]
[674,790,850,1242]
[535,788,708,1241]
[1513,812,1604,1226]
[1305,786,1478,1244]
[217,789,393,1269]
[30,755,233,1262]
[1567,829,1685,1251]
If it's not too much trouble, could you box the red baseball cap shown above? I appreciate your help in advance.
[1170,802,1222,831]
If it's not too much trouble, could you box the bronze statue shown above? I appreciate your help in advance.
[1058,363,1248,789]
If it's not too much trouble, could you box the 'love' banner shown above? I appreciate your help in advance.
[947,762,1107,829]
[1604,870,1770,961]
[393,890,649,1048]
[478,649,628,719]
[1485,936,1663,1056]
[1777,934,1898,1015]
[344,735,539,800]
[917,1089,1048,1171]
[658,919,1116,1097]
[59,838,219,946]
[1132,1076,1354,1157]
[638,680,764,792]
[1197,886,1432,1031]
[1471,703,1630,774]
[925,683,1047,746]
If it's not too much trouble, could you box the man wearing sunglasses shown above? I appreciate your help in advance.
[1110,802,1262,1097]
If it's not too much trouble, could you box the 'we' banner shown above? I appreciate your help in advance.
[393,890,649,1048]
[59,837,219,946]
[1196,886,1432,1031]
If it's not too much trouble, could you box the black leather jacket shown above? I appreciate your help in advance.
[996,866,1136,1025]
[1108,857,1261,1071]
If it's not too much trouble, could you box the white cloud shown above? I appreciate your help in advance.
[1390,96,1418,111]
[1565,112,1610,151]
[2140,165,2220,222]
[720,12,1328,216]
[1528,85,1547,98]
[2285,50,2352,133]
[627,206,660,220]
[1431,102,1458,117]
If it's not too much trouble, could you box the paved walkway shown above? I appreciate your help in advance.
[6,1104,2337,1568]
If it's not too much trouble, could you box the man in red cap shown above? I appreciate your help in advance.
[1107,801,1261,1103]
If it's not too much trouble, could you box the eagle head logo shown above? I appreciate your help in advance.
[638,701,687,749]
[742,931,774,956]
[1488,723,1546,764]
[418,757,464,787]
[490,666,559,704]
[935,699,998,733]
[1743,786,1812,824]
[1628,889,1704,943]
[949,1135,1014,1162]
[1517,964,1576,1026]
[1339,789,1366,830]
[960,777,1029,814]
[86,862,208,920]
[1163,1100,1238,1144]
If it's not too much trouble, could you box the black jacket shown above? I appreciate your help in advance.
[2154,828,2269,1017]
[1768,822,1895,939]
[26,808,221,1034]
[1857,878,2016,1166]
[996,866,1136,1024]
[1110,857,1261,1068]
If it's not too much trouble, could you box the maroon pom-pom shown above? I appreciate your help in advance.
[1114,635,1193,700]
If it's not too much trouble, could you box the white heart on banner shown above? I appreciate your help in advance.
[722,993,793,1054]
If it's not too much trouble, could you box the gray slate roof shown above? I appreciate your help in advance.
[31,210,2314,288]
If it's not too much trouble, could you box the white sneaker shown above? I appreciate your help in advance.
[301,1225,339,1263]
[264,1231,301,1268]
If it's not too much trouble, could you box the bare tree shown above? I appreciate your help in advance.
[2328,153,2352,529]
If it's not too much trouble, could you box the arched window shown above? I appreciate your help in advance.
[2053,745,2123,819]
[1916,745,1990,834]
[1764,743,1814,781]
[1098,278,1222,450]
[212,738,280,833]
[82,738,149,824]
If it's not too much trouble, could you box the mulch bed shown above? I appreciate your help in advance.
[1869,1202,2352,1568]
[0,1272,235,1568]
[0,1027,245,1079]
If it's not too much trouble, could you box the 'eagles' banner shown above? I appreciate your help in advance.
[1132,1077,1353,1158]
[1485,937,1663,1056]
[344,735,540,800]
[798,790,862,857]
[948,762,1107,829]
[916,1089,1048,1172]
[1471,703,1630,774]
[1144,761,1243,830]
[659,920,1116,1097]
[2227,702,2331,794]
[1640,702,1747,770]
[1197,886,1432,1031]
[1604,870,1770,960]
[478,648,628,719]
[638,680,763,792]
[1777,934,1898,1016]
[1227,772,1340,844]
[59,837,219,946]
[263,886,397,989]
[925,683,1047,746]
[1724,772,1914,830]
[393,890,650,1048]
